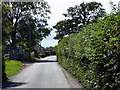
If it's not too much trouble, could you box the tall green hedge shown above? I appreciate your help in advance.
[56,13,120,89]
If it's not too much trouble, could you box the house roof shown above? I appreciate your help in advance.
[35,44,45,50]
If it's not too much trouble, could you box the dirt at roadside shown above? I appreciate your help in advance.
[22,62,34,69]
[58,63,84,89]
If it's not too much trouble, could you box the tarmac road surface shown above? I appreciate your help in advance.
[3,56,72,88]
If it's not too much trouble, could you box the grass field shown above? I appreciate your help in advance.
[5,60,23,77]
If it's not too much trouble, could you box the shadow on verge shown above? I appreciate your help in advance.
[35,60,57,63]
[2,81,28,89]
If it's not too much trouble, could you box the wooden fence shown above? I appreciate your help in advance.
[4,54,10,60]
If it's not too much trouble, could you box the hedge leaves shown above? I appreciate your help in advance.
[56,12,120,89]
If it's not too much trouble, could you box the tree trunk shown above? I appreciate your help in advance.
[2,54,8,85]
[11,17,18,45]
[11,30,16,45]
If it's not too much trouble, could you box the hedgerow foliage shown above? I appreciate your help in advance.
[56,13,120,89]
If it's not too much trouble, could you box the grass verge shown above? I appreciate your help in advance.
[5,57,39,78]
[5,60,23,77]
[22,56,40,62]
[31,57,40,61]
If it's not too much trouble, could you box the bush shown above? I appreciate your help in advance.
[31,56,39,61]
[38,54,45,58]
[21,56,39,62]
[56,13,120,89]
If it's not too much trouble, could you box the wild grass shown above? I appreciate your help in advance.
[5,60,22,77]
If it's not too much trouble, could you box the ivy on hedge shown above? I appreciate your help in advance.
[56,12,120,89]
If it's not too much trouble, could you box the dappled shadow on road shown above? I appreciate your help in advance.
[2,81,28,89]
[35,60,57,63]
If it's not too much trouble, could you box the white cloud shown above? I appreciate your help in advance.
[41,38,58,48]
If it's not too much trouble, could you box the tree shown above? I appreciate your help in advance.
[109,0,120,14]
[1,2,9,84]
[53,19,75,40]
[2,1,51,46]
[53,1,106,40]
[2,2,13,45]
[2,46,8,84]
[2,0,51,82]
[109,0,117,13]
[1,2,7,84]
[2,1,51,60]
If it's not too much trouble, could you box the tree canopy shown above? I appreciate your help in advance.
[2,1,51,49]
[53,1,106,40]
[2,1,51,82]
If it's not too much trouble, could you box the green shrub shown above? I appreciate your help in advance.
[21,56,39,62]
[31,56,39,61]
[56,12,120,89]
[38,54,45,58]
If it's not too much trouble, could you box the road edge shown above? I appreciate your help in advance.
[58,63,84,89]
[8,62,34,80]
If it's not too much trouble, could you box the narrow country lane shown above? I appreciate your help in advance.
[3,56,74,88]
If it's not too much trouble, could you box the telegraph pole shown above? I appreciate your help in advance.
[40,40,41,54]
[27,19,31,61]
[29,27,31,61]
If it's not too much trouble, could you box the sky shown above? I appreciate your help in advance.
[41,0,120,48]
